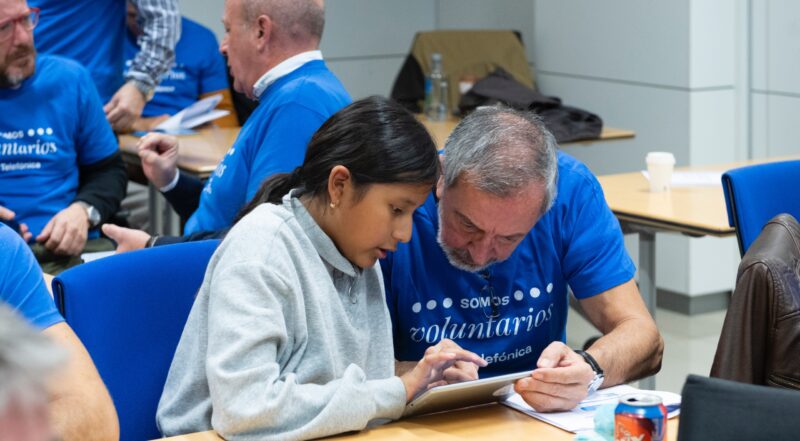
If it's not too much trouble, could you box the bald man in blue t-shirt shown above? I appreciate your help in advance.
[102,0,351,252]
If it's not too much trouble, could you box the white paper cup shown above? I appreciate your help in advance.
[646,152,676,192]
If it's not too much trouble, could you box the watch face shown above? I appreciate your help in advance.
[87,206,100,226]
[589,373,604,393]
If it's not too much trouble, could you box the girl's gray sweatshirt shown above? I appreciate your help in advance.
[156,193,406,440]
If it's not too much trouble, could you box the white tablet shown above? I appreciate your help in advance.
[403,370,532,417]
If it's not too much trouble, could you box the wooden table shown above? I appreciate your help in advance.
[119,122,632,180]
[598,166,731,391]
[118,127,241,234]
[598,155,800,327]
[420,117,635,150]
[157,403,679,441]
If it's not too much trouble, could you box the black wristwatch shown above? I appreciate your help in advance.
[575,349,605,394]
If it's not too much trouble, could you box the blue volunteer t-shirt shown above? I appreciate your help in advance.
[183,60,351,234]
[31,0,125,102]
[0,55,119,237]
[381,152,636,377]
[0,224,64,329]
[125,17,228,117]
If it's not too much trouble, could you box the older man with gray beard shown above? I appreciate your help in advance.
[382,105,664,413]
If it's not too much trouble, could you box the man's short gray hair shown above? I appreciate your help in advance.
[442,105,559,213]
[242,0,325,43]
[0,304,65,410]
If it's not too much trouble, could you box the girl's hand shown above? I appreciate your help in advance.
[400,339,487,402]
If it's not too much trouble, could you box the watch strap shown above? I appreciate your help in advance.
[145,235,160,248]
[575,349,605,394]
[575,349,604,376]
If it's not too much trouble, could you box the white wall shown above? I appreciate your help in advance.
[532,0,744,299]
[751,0,800,159]
[178,0,224,40]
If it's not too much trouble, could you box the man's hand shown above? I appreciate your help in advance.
[101,224,151,253]
[514,341,594,412]
[400,339,487,402]
[137,133,179,188]
[0,205,32,242]
[104,81,146,132]
[36,203,89,256]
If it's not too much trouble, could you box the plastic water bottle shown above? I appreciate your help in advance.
[424,53,449,121]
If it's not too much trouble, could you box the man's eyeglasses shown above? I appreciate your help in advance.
[480,270,501,319]
[0,8,40,43]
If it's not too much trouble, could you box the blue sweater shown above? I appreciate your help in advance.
[181,60,351,234]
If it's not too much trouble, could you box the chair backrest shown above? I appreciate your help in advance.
[52,240,219,441]
[678,374,800,440]
[722,160,800,255]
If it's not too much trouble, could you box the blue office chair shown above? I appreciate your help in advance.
[722,160,800,256]
[52,240,219,441]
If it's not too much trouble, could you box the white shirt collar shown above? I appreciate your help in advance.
[252,50,323,99]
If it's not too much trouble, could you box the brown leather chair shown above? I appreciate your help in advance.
[710,214,800,389]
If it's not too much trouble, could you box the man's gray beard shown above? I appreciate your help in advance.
[0,71,26,88]
[1,47,35,89]
[436,203,495,273]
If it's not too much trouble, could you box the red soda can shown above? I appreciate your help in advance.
[614,393,668,441]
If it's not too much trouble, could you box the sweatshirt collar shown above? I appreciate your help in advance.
[252,50,323,99]
[283,191,358,277]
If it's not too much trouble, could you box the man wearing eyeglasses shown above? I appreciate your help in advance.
[383,106,664,412]
[0,0,127,274]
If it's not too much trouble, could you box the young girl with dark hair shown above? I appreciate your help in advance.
[157,96,486,440]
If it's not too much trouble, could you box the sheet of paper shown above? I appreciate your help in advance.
[503,384,681,433]
[179,109,230,129]
[182,94,222,120]
[155,94,230,134]
[641,170,723,187]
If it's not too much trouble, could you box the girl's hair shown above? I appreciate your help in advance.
[236,96,440,222]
